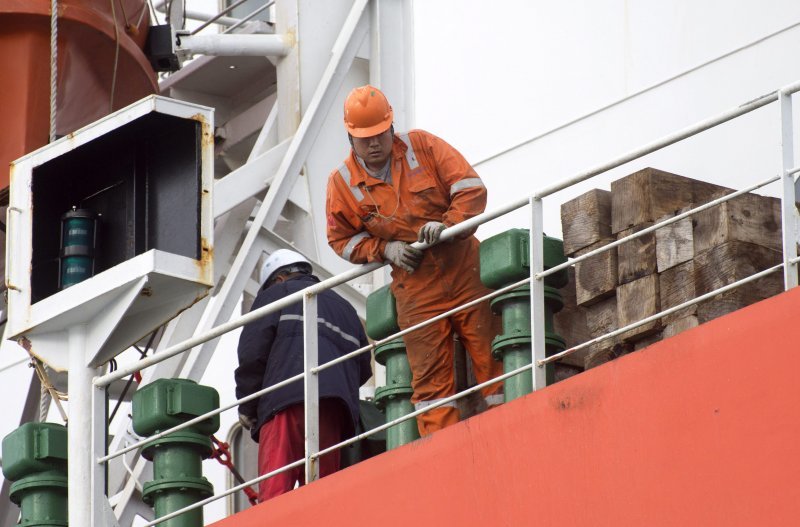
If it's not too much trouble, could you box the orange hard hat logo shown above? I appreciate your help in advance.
[343,85,394,138]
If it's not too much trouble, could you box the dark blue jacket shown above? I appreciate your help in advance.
[235,274,371,441]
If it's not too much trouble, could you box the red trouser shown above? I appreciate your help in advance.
[257,400,345,502]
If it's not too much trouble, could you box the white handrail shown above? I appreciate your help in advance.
[98,274,532,464]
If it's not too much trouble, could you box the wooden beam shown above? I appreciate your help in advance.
[561,189,612,256]
[617,273,662,342]
[693,193,782,255]
[585,295,618,339]
[575,239,617,306]
[552,267,590,369]
[663,315,700,339]
[610,168,694,234]
[610,168,732,234]
[617,223,657,285]
[659,260,697,324]
[694,241,783,322]
[655,208,694,273]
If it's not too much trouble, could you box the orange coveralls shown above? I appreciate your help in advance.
[326,129,503,435]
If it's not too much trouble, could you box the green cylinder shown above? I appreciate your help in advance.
[60,209,96,289]
[132,379,220,527]
[373,340,419,449]
[366,285,420,449]
[1,422,69,527]
[491,286,565,400]
[481,230,568,401]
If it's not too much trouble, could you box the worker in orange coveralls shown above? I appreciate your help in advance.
[325,85,503,436]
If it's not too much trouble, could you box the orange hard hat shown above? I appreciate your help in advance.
[343,85,394,137]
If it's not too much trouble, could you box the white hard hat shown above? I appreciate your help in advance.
[259,249,311,286]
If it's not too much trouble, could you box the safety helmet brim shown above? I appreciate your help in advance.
[346,114,394,138]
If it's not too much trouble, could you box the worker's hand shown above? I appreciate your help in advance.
[239,413,256,431]
[417,221,446,245]
[382,241,423,273]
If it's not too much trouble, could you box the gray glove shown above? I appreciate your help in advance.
[383,240,423,273]
[239,413,256,431]
[417,221,446,245]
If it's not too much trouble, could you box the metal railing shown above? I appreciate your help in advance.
[153,0,274,32]
[91,80,800,525]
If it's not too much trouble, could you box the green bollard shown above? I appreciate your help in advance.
[374,340,418,449]
[367,285,420,449]
[1,422,68,527]
[490,285,565,399]
[132,379,220,527]
[481,229,569,401]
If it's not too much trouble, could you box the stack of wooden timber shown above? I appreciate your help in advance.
[555,167,784,370]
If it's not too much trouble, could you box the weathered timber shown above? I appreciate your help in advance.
[610,167,732,233]
[693,193,782,254]
[584,295,618,339]
[655,207,694,272]
[561,189,612,256]
[554,363,583,382]
[583,296,625,369]
[611,168,694,233]
[616,273,662,341]
[659,260,697,324]
[575,238,617,306]
[663,315,699,339]
[552,267,589,368]
[691,180,734,204]
[617,223,657,285]
[694,241,781,293]
[584,346,622,370]
[694,241,783,322]
[633,331,663,351]
[697,281,783,322]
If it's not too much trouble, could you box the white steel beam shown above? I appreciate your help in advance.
[174,0,370,381]
[370,0,415,131]
[214,137,291,216]
[303,293,320,483]
[248,99,281,161]
[779,90,799,289]
[529,198,547,391]
[67,325,106,527]
[262,0,369,230]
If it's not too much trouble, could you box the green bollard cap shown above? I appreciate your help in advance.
[480,229,569,289]
[1,422,68,482]
[366,284,400,340]
[132,378,220,437]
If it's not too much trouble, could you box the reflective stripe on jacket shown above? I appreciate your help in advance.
[234,274,372,441]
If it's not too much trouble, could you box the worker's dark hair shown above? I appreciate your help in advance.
[266,262,312,288]
[348,124,394,147]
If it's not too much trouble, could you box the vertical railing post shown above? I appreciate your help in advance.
[529,196,547,390]
[303,292,320,484]
[68,324,106,527]
[779,89,799,290]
